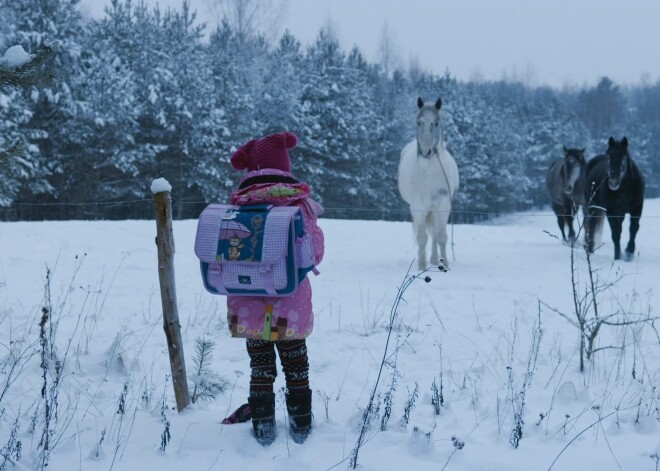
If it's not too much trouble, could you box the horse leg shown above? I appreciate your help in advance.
[412,210,428,270]
[624,205,643,261]
[430,203,450,268]
[607,213,624,260]
[566,214,576,242]
[566,199,577,242]
[552,202,566,241]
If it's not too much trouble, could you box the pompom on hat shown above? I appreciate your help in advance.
[230,132,298,173]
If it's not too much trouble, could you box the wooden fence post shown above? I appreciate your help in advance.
[151,179,191,412]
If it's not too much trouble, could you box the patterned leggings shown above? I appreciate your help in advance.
[246,338,309,397]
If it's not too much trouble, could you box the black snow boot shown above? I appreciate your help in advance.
[286,389,312,444]
[247,393,276,446]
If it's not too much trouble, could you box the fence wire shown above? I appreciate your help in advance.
[1,198,659,220]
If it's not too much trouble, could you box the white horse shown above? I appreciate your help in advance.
[398,97,459,270]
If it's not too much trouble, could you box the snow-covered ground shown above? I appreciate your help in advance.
[1,200,659,470]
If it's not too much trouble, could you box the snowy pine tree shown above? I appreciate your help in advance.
[1,0,659,220]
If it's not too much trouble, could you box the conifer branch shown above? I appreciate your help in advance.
[0,42,55,92]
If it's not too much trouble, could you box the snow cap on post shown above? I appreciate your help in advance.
[150,177,172,194]
[230,131,297,173]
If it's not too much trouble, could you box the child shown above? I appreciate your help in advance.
[225,131,324,446]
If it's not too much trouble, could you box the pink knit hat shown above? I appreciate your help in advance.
[230,132,298,173]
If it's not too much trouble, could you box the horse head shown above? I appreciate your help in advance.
[605,136,629,191]
[561,146,586,195]
[416,97,443,158]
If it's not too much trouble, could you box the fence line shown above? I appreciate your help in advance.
[3,198,660,220]
[8,198,151,207]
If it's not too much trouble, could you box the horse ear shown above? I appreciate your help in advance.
[562,145,568,154]
[608,136,615,147]
[417,97,424,109]
[435,98,442,110]
[622,136,628,148]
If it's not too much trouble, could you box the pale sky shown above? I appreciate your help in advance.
[79,0,660,88]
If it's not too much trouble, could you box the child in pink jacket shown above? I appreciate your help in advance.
[225,131,324,446]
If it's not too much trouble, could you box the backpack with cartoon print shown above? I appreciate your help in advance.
[194,204,316,296]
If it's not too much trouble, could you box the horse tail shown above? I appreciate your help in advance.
[586,204,606,250]
[592,211,605,247]
[425,212,433,231]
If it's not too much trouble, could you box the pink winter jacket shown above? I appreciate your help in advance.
[226,169,324,340]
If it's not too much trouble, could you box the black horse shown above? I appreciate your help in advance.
[546,147,586,242]
[584,137,645,260]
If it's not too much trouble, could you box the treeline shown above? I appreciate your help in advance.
[1,0,659,222]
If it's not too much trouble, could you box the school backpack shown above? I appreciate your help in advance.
[194,204,316,297]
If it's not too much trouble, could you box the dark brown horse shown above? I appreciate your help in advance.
[584,137,645,260]
[546,147,586,242]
